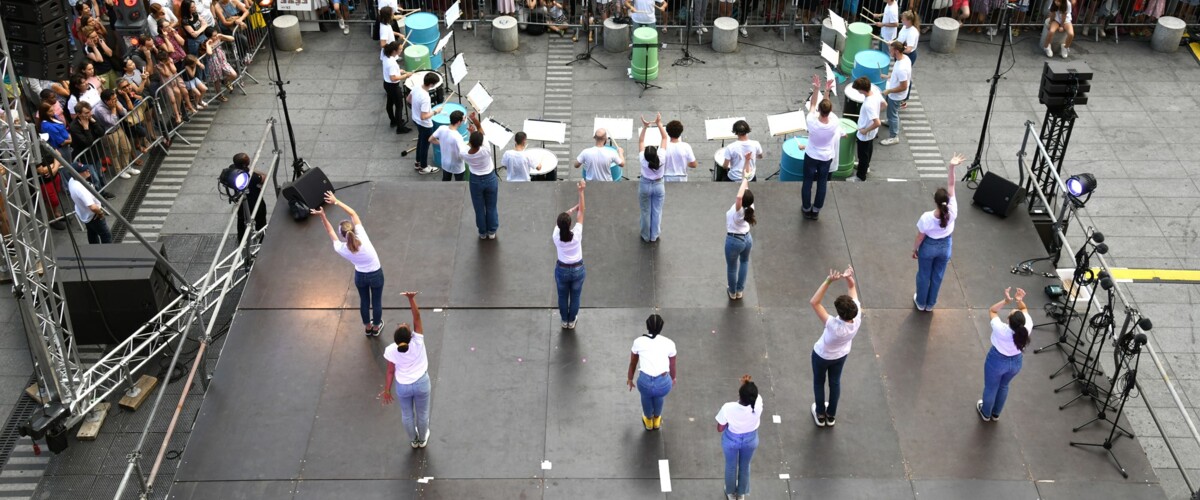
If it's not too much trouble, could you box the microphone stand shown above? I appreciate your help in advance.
[673,0,705,66]
[568,0,608,68]
[962,3,1015,187]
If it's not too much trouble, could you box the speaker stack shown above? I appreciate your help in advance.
[2,0,71,81]
[1039,61,1093,111]
[56,243,179,345]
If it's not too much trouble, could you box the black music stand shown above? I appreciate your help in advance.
[673,0,705,67]
[632,42,661,97]
[568,0,608,69]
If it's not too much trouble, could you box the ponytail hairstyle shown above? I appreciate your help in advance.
[738,375,759,413]
[394,324,413,352]
[644,146,661,170]
[1009,310,1029,351]
[645,314,664,338]
[934,187,950,228]
[741,190,757,226]
[556,212,574,242]
[902,10,921,30]
[338,220,361,253]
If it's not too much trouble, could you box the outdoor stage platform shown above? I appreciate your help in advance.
[170,180,1166,500]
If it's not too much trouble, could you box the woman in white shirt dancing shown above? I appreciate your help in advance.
[808,266,860,427]
[912,153,963,311]
[626,314,676,430]
[725,157,756,300]
[380,291,433,448]
[554,181,587,329]
[978,287,1030,421]
[638,113,667,242]
[715,375,763,500]
[312,191,385,336]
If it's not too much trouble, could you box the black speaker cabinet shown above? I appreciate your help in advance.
[281,167,332,210]
[9,38,72,64]
[56,244,179,345]
[973,171,1026,218]
[0,0,66,24]
[12,58,71,82]
[3,17,68,43]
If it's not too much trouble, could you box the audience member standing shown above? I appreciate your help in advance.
[554,181,587,329]
[852,77,885,182]
[979,287,1030,421]
[913,153,964,311]
[722,120,762,183]
[724,159,755,300]
[880,41,911,147]
[661,120,697,182]
[501,132,536,182]
[67,163,112,244]
[716,375,763,500]
[430,110,468,181]
[798,76,838,220]
[808,266,860,427]
[463,113,500,239]
[380,291,433,448]
[638,114,667,243]
[627,314,677,431]
[411,73,443,175]
[312,191,386,336]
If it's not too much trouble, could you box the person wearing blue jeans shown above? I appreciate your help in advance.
[912,153,964,311]
[628,314,677,430]
[410,74,442,175]
[553,181,587,329]
[799,75,839,220]
[638,114,667,242]
[381,292,433,448]
[463,114,501,239]
[879,41,910,146]
[313,191,386,336]
[808,266,861,427]
[716,375,763,500]
[724,160,756,300]
[978,287,1031,421]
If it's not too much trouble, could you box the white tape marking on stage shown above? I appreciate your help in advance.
[780,473,791,480]
[772,415,782,423]
[920,173,947,178]
[542,460,552,470]
[417,477,434,483]
[659,460,672,492]
[433,308,444,312]
[909,146,940,150]
[886,178,908,182]
[917,166,947,170]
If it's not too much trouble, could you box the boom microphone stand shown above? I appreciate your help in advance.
[568,0,608,68]
[673,0,705,66]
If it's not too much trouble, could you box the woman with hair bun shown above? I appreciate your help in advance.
[553,181,587,329]
[978,287,1030,422]
[627,314,677,430]
[638,113,667,242]
[912,153,964,311]
[312,191,385,337]
[380,291,433,448]
[716,375,763,500]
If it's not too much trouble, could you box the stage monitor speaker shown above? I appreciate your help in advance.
[0,0,66,25]
[973,171,1026,218]
[281,167,332,211]
[56,244,179,345]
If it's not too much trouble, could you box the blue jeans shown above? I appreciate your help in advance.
[638,178,665,242]
[721,428,758,496]
[469,171,499,236]
[812,351,848,417]
[353,268,384,326]
[915,235,952,309]
[394,372,431,441]
[801,155,832,213]
[981,347,1023,417]
[85,217,112,244]
[724,233,753,294]
[636,372,672,417]
[886,96,902,138]
[554,263,585,323]
[416,123,433,168]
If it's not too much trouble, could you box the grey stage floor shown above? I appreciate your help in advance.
[171,181,1166,499]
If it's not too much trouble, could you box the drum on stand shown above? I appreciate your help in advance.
[406,71,446,104]
[835,118,859,177]
[851,50,890,90]
[778,137,809,182]
[431,102,470,169]
[525,148,559,181]
[405,12,445,70]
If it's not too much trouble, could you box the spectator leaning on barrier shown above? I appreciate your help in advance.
[94,89,141,177]
[202,27,239,100]
[67,162,113,244]
[68,102,113,198]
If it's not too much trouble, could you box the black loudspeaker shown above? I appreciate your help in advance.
[3,17,68,43]
[56,244,179,345]
[111,0,150,32]
[0,0,65,24]
[4,0,72,81]
[10,38,71,64]
[973,171,1026,218]
[281,167,332,212]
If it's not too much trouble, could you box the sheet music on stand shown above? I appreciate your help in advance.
[524,119,567,144]
[767,111,807,137]
[445,1,461,27]
[638,126,664,146]
[482,118,514,149]
[828,10,847,36]
[705,117,745,141]
[825,63,838,95]
[435,32,454,56]
[466,82,493,113]
[449,54,468,85]
[820,43,839,68]
[593,117,633,141]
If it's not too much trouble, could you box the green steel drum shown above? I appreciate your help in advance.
[834,118,859,178]
[631,27,659,81]
[403,44,431,71]
[840,22,873,74]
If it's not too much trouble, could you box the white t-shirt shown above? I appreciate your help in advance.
[640,150,665,180]
[411,88,433,128]
[916,195,957,239]
[378,0,399,11]
[886,56,912,101]
[68,177,100,223]
[1051,3,1072,24]
[898,25,919,53]
[502,149,534,182]
[553,223,582,263]
[724,139,763,182]
[813,299,862,360]
[379,24,395,61]
[577,146,622,182]
[433,126,467,174]
[630,0,662,24]
[382,56,402,83]
[333,224,382,273]
[857,92,885,141]
[726,204,752,234]
[196,0,216,26]
[991,313,1031,356]
[464,147,494,176]
[662,141,695,178]
[881,2,899,41]
[805,112,840,162]
[715,395,764,434]
[383,333,429,384]
[631,334,676,376]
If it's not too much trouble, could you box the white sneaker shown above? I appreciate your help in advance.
[739,27,748,37]
[734,291,744,299]
[986,26,996,37]
[880,137,900,146]
[1061,45,1069,58]
[342,25,350,35]
[127,167,141,175]
[338,18,346,30]
[417,166,440,175]
[1044,45,1054,57]
[487,232,496,240]
[1081,26,1090,36]
[418,428,430,448]
[119,171,132,179]
[701,26,708,33]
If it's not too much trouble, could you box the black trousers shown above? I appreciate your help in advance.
[856,137,873,181]
[238,198,267,239]
[384,81,405,126]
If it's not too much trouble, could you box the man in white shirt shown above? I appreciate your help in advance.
[501,132,538,182]
[410,73,442,175]
[67,163,112,244]
[851,76,885,181]
[430,110,469,181]
[574,128,624,182]
[662,120,697,182]
[879,41,910,146]
[722,120,763,182]
[626,0,666,28]
[798,76,839,220]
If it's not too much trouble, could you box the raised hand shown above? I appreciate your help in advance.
[401,291,420,298]
[827,269,843,281]
[843,265,854,278]
[1004,287,1013,301]
[1015,288,1027,301]
[640,115,650,127]
[654,112,662,125]
[323,191,338,205]
[949,153,966,167]
[826,79,836,92]
[577,180,586,191]
[812,74,820,89]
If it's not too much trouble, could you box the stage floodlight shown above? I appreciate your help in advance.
[1066,173,1097,198]
[222,168,250,192]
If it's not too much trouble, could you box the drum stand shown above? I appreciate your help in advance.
[568,0,608,69]
[672,0,705,67]
[632,42,662,97]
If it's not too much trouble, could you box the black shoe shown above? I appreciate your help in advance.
[372,319,386,337]
[49,220,67,230]
[811,212,819,221]
[397,126,413,134]
[101,191,116,199]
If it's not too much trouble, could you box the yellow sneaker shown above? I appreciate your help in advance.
[652,416,662,430]
[642,416,653,430]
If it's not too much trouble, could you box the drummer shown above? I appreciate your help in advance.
[574,128,625,182]
[662,120,697,182]
[722,120,763,183]
[796,75,839,221]
[501,131,537,182]
[430,110,468,181]
[851,76,885,182]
